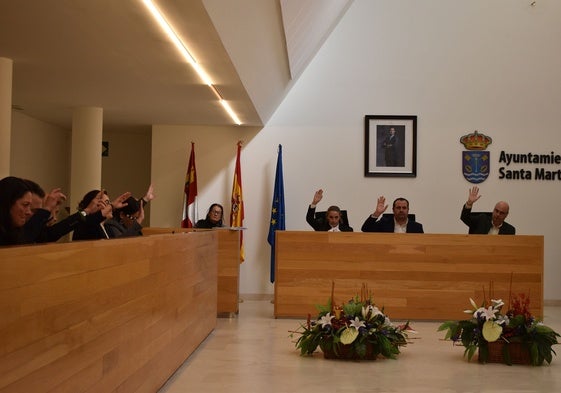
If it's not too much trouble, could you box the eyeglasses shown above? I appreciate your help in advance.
[210,210,222,215]
[126,214,139,220]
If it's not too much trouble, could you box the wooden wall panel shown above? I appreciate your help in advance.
[274,232,543,320]
[0,232,217,393]
[143,228,241,315]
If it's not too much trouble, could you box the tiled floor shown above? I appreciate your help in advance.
[159,301,561,393]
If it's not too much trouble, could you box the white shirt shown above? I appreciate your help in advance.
[394,220,408,233]
[328,225,340,232]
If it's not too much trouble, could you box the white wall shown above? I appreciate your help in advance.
[151,0,561,301]
[10,111,70,193]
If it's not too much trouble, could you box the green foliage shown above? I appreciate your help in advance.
[315,298,332,315]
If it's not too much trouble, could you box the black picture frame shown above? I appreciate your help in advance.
[364,115,417,177]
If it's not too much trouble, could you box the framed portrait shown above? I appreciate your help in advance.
[364,115,417,177]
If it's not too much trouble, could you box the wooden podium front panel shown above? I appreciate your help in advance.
[274,232,543,320]
[143,228,241,315]
[0,231,217,393]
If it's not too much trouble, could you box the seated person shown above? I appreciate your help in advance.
[306,189,353,232]
[0,176,34,246]
[460,186,515,235]
[72,190,131,240]
[361,196,423,233]
[21,179,67,243]
[195,203,224,228]
[104,196,144,238]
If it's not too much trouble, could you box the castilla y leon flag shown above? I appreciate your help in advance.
[230,141,245,261]
[267,145,285,283]
[181,142,198,228]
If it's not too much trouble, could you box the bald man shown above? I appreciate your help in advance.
[460,186,515,235]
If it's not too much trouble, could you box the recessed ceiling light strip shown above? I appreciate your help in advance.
[220,100,241,125]
[141,0,241,125]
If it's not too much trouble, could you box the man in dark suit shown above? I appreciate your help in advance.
[306,189,353,232]
[383,127,398,166]
[460,186,515,235]
[361,196,423,233]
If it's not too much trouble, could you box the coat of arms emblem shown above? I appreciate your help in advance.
[460,130,492,184]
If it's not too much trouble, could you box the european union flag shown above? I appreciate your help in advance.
[267,145,285,283]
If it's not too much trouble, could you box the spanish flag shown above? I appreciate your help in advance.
[230,141,245,261]
[181,142,197,228]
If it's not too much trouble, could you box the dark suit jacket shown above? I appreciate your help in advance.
[72,211,107,240]
[460,206,515,235]
[361,215,424,233]
[194,219,223,229]
[35,211,87,243]
[306,206,353,232]
[23,209,51,243]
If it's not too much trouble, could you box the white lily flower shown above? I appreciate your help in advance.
[474,306,498,321]
[361,306,369,320]
[491,299,504,309]
[372,306,383,317]
[361,305,384,320]
[349,316,365,330]
[496,314,509,326]
[319,313,334,328]
[469,298,478,309]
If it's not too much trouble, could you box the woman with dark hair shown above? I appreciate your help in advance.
[71,189,108,240]
[0,176,33,246]
[104,196,144,238]
[72,189,131,240]
[195,203,224,228]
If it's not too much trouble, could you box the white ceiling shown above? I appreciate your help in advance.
[0,0,351,132]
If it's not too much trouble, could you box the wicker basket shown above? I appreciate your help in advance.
[320,341,378,360]
[480,341,531,365]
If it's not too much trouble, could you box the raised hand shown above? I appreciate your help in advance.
[43,188,67,212]
[111,192,132,210]
[373,196,388,217]
[466,186,481,208]
[311,189,323,206]
[143,184,155,203]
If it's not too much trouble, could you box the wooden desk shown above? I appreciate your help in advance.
[0,231,217,393]
[143,228,241,315]
[274,232,543,320]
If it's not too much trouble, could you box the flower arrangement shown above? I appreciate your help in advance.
[438,293,560,366]
[292,283,412,360]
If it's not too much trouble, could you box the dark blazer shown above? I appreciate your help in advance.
[72,211,107,240]
[306,206,353,232]
[194,219,223,229]
[23,209,52,243]
[460,206,515,235]
[361,215,424,233]
[35,211,88,243]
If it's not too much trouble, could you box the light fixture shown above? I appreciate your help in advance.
[140,0,241,125]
